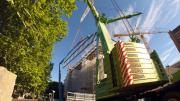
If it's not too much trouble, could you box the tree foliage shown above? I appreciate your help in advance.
[44,81,61,99]
[0,0,76,96]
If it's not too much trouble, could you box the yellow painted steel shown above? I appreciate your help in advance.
[124,47,148,53]
[129,68,157,74]
[128,58,153,63]
[133,78,160,84]
[124,42,146,48]
[117,42,160,86]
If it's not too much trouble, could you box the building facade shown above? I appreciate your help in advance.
[169,25,180,52]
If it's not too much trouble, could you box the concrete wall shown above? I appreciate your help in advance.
[0,66,17,101]
[166,61,180,75]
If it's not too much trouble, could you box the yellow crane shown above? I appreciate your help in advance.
[113,30,168,53]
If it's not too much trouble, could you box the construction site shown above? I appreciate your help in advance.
[58,0,180,101]
[1,0,180,101]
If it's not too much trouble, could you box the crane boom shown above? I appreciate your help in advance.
[113,31,168,53]
[113,31,168,37]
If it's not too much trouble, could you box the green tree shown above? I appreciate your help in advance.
[0,0,76,97]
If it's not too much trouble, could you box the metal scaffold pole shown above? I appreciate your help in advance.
[59,61,63,101]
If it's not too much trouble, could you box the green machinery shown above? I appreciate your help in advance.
[81,0,168,100]
[172,71,180,82]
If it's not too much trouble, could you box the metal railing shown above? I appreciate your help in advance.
[66,92,95,101]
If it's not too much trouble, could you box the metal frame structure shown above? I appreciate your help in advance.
[59,0,142,100]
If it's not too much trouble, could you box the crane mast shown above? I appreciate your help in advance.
[85,0,142,54]
[85,0,114,54]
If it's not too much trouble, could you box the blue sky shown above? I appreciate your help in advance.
[51,0,180,82]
